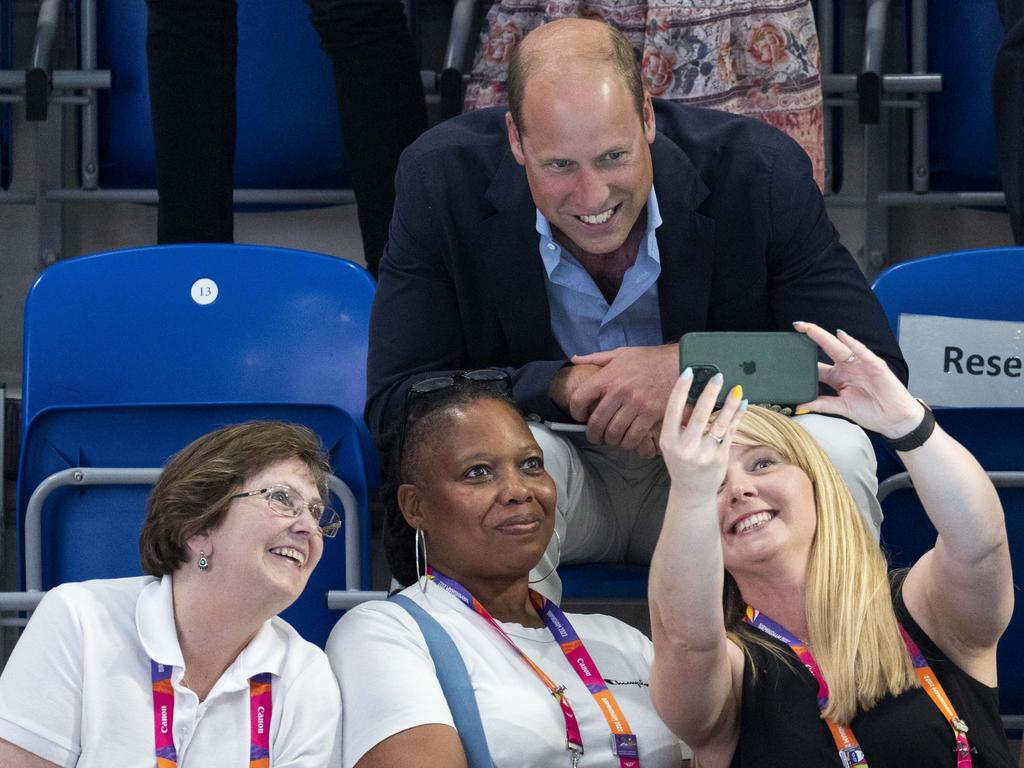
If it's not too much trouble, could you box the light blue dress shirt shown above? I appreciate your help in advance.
[537,188,664,358]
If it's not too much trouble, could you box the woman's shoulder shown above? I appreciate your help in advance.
[325,590,432,664]
[40,575,158,620]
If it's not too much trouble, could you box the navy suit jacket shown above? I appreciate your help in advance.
[366,101,906,437]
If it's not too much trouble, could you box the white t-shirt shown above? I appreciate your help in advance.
[327,584,688,768]
[0,575,340,767]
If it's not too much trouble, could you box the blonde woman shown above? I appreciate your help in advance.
[649,321,1015,767]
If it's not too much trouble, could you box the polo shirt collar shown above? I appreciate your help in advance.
[136,574,287,689]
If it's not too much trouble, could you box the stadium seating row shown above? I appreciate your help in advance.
[0,243,1020,718]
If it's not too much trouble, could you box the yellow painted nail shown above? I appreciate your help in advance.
[795,408,809,415]
[730,384,743,400]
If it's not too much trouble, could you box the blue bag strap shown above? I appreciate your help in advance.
[389,594,495,768]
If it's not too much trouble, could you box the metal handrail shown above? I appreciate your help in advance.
[26,0,63,119]
[326,590,389,610]
[43,188,356,204]
[21,467,361,592]
[878,470,1024,503]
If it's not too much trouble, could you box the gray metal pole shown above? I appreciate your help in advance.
[79,0,99,190]
[23,468,163,591]
[910,0,931,193]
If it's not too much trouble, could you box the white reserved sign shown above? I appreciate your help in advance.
[899,313,1024,407]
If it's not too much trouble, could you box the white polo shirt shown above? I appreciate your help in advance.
[328,584,689,768]
[0,575,340,767]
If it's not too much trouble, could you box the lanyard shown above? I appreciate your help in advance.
[743,607,971,768]
[151,660,273,767]
[427,567,640,768]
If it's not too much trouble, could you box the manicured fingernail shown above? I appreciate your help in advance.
[740,399,749,412]
[711,372,724,385]
[792,321,807,328]
[730,384,743,400]
[836,328,847,336]
[681,367,693,380]
[795,408,809,415]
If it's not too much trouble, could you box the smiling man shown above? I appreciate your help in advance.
[367,19,906,600]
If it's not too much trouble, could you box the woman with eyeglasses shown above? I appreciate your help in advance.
[327,374,690,768]
[648,323,1015,767]
[0,421,341,767]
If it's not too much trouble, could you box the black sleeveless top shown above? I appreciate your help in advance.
[730,577,1014,767]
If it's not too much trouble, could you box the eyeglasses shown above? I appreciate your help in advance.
[398,369,512,468]
[229,484,341,538]
[409,368,511,397]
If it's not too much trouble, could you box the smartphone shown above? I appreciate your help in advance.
[679,332,818,406]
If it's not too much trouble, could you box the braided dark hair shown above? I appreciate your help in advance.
[380,379,520,586]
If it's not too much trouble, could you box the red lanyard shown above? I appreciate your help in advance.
[743,607,971,767]
[428,567,640,768]
[151,660,272,767]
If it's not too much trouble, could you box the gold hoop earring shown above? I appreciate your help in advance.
[415,527,429,594]
[528,528,562,584]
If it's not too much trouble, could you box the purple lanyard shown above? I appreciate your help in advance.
[428,567,640,768]
[150,660,272,767]
[744,607,971,767]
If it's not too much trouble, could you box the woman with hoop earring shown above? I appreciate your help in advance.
[327,373,689,768]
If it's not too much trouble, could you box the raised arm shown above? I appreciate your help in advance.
[649,371,746,765]
[794,322,1012,681]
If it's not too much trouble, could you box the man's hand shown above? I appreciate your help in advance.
[567,343,680,456]
[548,363,603,414]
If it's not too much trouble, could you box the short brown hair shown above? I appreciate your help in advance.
[507,21,644,134]
[139,421,330,576]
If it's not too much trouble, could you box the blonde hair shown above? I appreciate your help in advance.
[717,406,917,724]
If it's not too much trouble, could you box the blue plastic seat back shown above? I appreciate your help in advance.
[923,0,1004,191]
[20,244,374,448]
[95,0,349,189]
[879,485,1024,716]
[18,244,376,645]
[872,247,1024,716]
[872,247,1024,331]
[871,247,1024,476]
[559,563,649,601]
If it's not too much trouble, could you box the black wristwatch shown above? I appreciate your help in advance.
[885,399,936,452]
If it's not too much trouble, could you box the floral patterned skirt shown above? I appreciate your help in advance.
[463,0,825,190]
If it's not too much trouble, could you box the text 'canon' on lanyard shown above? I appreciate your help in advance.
[427,566,641,768]
[743,606,971,768]
[150,659,272,767]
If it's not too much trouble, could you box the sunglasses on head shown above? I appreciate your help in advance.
[397,368,512,468]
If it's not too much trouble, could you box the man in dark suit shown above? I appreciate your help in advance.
[368,19,905,599]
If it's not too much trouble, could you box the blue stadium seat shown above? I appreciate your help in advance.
[95,0,349,190]
[872,247,1024,719]
[559,564,648,602]
[922,0,1004,191]
[16,244,377,645]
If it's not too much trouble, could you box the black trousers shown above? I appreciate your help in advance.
[995,0,1024,244]
[145,0,427,275]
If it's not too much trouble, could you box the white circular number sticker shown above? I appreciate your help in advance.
[190,278,219,305]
